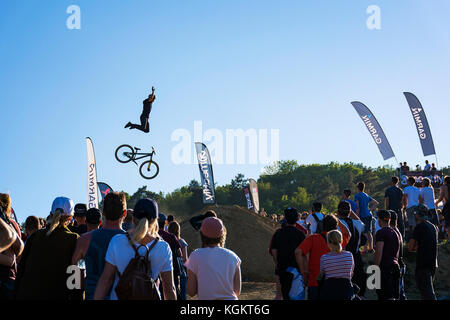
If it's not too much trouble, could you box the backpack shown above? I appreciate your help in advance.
[115,233,161,300]
[311,213,324,234]
[342,218,360,256]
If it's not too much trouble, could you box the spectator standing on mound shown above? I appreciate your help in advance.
[318,230,354,300]
[185,217,241,300]
[389,210,407,300]
[305,202,325,234]
[355,182,379,253]
[408,204,439,300]
[15,197,79,300]
[420,178,439,227]
[168,221,189,300]
[95,198,176,300]
[270,207,306,300]
[71,192,127,300]
[374,210,401,300]
[296,214,347,300]
[403,177,421,240]
[336,201,367,298]
[385,176,406,240]
[343,190,358,214]
[0,193,24,300]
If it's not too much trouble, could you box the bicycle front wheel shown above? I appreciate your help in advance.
[139,160,160,180]
[115,144,134,163]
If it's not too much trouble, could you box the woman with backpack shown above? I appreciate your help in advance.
[185,217,242,300]
[94,198,176,300]
[318,230,355,300]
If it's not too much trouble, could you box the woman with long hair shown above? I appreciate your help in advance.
[168,221,189,300]
[94,198,176,300]
[15,197,79,300]
[420,178,438,227]
[185,217,242,300]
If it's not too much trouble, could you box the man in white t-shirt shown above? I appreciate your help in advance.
[403,177,421,239]
[305,202,324,234]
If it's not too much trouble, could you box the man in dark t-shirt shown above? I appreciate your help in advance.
[125,87,156,133]
[374,210,401,300]
[385,176,405,239]
[271,207,306,300]
[408,204,438,300]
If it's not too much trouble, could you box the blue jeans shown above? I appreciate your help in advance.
[399,266,407,300]
[180,274,188,300]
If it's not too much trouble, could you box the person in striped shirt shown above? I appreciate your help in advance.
[318,230,355,300]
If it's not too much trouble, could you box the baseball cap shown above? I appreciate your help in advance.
[51,197,75,216]
[86,208,102,224]
[133,198,158,220]
[201,217,224,238]
[284,207,299,224]
[74,203,87,217]
[158,213,167,224]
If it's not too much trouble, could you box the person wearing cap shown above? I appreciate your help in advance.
[408,204,439,300]
[185,217,242,300]
[0,193,24,300]
[72,192,127,300]
[69,203,88,235]
[374,210,401,300]
[388,210,407,300]
[270,207,306,300]
[95,198,176,300]
[15,197,80,300]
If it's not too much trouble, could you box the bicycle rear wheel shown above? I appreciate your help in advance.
[115,144,134,163]
[139,160,160,180]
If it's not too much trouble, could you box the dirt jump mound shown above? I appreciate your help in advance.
[178,205,277,282]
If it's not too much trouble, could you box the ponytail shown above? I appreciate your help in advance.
[46,210,63,236]
[131,217,159,243]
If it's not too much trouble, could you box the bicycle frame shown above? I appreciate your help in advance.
[124,149,155,165]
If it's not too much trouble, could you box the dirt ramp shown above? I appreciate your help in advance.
[179,205,277,282]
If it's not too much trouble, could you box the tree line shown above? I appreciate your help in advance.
[122,161,450,217]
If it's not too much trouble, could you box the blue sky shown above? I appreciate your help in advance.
[1,0,449,223]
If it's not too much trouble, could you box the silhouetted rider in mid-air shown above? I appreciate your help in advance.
[124,86,156,133]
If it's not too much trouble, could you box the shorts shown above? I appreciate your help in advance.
[406,207,417,228]
[361,216,373,233]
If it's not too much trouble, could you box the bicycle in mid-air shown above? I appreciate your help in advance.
[115,145,160,180]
